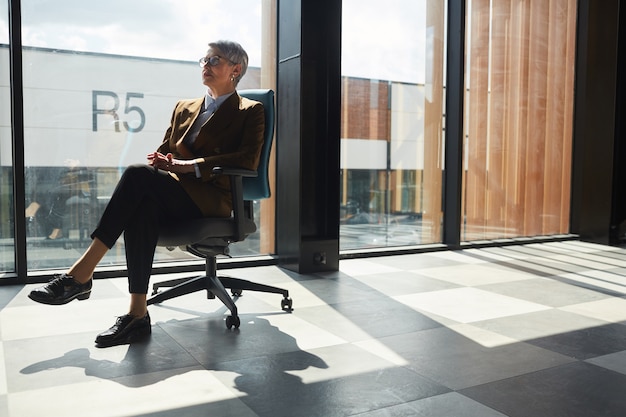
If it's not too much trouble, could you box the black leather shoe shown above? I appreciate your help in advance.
[28,274,92,305]
[95,313,151,348]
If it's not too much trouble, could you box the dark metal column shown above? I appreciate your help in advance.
[610,1,626,244]
[276,0,341,273]
[443,0,466,248]
[570,0,621,244]
[9,0,27,281]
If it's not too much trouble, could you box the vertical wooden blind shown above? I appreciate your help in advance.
[422,0,446,243]
[463,0,577,240]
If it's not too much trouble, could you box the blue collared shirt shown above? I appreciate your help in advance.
[188,90,236,177]
[204,90,234,113]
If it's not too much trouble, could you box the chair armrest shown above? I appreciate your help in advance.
[212,166,258,178]
[210,166,257,242]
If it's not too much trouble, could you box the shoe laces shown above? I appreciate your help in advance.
[47,274,75,289]
[112,314,135,329]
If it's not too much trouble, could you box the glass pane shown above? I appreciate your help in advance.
[0,0,15,273]
[462,0,576,241]
[340,0,446,250]
[20,0,274,271]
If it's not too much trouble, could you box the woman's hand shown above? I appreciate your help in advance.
[147,151,173,171]
[147,152,195,174]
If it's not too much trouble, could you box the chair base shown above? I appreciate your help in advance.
[147,257,293,329]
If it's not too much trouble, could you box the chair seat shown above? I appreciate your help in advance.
[157,216,256,248]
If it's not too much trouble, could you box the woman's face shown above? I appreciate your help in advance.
[200,47,240,93]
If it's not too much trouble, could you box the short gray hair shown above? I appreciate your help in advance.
[208,40,249,86]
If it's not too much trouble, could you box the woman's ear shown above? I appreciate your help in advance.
[232,63,242,79]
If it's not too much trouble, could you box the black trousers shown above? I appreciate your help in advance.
[91,164,203,294]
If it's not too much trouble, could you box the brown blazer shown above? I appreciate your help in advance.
[157,92,265,217]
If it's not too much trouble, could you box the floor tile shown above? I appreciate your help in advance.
[415,263,537,286]
[477,276,612,307]
[460,362,626,417]
[352,392,508,417]
[549,241,620,253]
[284,274,382,307]
[379,327,575,390]
[421,250,490,264]
[339,260,400,276]
[327,295,444,338]
[551,253,626,270]
[586,350,626,375]
[395,287,550,323]
[560,298,626,323]
[445,323,519,348]
[528,322,626,360]
[8,368,257,417]
[470,308,610,342]
[213,344,449,417]
[0,395,7,417]
[284,304,379,343]
[465,246,539,261]
[158,313,345,368]
[0,297,130,340]
[0,343,6,395]
[5,327,199,393]
[366,253,467,269]
[350,270,460,297]
[480,258,564,278]
[556,269,626,296]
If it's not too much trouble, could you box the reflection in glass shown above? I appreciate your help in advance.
[19,1,272,271]
[462,0,577,241]
[340,1,447,250]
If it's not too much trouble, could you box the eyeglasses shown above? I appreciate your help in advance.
[199,55,233,67]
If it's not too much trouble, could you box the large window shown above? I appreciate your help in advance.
[1,0,582,275]
[10,0,275,272]
[462,0,577,241]
[0,0,13,273]
[340,0,447,250]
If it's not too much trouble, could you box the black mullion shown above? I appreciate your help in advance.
[8,0,27,282]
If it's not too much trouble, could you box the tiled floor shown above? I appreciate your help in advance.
[2,240,626,416]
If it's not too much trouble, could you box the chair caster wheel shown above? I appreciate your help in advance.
[231,289,243,297]
[226,315,240,329]
[281,298,293,312]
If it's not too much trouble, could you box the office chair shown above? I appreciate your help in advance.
[147,89,292,329]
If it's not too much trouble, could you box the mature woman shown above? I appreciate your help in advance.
[29,40,265,347]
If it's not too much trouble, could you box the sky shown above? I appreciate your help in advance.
[1,0,428,84]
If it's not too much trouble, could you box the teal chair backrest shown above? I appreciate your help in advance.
[238,89,275,201]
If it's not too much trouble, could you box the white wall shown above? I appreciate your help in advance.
[1,46,259,168]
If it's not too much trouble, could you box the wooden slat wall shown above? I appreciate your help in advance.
[543,0,567,234]
[463,0,576,240]
[421,0,446,242]
[259,0,277,254]
[524,0,549,236]
[487,0,510,236]
[465,0,491,238]
[560,0,577,233]
[504,0,529,237]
